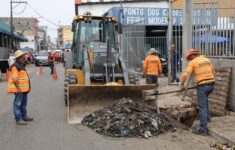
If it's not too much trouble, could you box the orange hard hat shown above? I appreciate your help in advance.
[185,49,200,60]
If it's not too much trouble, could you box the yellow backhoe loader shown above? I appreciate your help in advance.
[64,1,156,124]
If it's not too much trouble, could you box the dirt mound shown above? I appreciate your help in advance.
[82,98,176,138]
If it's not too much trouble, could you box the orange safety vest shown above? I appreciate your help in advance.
[48,53,55,63]
[181,55,215,85]
[7,63,30,93]
[143,55,162,75]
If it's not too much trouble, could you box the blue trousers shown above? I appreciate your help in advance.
[146,75,158,86]
[171,67,178,82]
[197,84,214,132]
[49,63,54,75]
[13,93,28,121]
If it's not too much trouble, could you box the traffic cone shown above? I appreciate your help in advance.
[53,65,57,80]
[6,70,9,81]
[39,65,43,76]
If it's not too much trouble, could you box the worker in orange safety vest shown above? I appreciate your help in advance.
[7,50,33,125]
[180,49,215,136]
[48,51,55,75]
[143,48,162,86]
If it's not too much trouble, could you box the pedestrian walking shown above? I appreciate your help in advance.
[48,51,55,75]
[170,44,180,83]
[143,48,162,86]
[180,49,215,136]
[7,50,33,125]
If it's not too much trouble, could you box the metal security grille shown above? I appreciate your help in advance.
[121,23,168,70]
[121,22,145,70]
[121,22,182,82]
[192,0,235,59]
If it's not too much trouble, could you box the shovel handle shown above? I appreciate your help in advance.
[158,86,196,95]
[182,74,192,101]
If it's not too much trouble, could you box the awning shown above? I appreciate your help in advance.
[193,33,229,44]
[14,33,28,41]
[0,20,27,42]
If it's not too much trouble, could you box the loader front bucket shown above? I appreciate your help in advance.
[67,84,156,124]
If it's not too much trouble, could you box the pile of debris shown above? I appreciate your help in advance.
[82,98,175,138]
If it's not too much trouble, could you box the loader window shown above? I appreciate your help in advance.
[79,19,116,48]
[73,22,79,44]
[80,20,103,44]
[106,21,116,48]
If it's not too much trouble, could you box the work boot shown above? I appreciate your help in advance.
[22,117,34,121]
[192,129,208,136]
[16,120,27,125]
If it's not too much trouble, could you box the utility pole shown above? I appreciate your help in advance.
[167,0,173,85]
[10,0,27,51]
[182,0,192,71]
[119,0,124,58]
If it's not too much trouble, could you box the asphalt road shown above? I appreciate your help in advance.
[0,64,215,150]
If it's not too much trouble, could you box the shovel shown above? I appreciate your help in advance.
[142,86,196,102]
[181,74,193,101]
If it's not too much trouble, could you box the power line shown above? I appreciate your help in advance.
[27,3,59,27]
[10,0,27,50]
[14,3,27,15]
[13,3,21,9]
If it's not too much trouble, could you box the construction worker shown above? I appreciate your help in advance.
[48,51,55,75]
[143,48,162,85]
[170,44,180,83]
[7,50,33,125]
[180,49,215,136]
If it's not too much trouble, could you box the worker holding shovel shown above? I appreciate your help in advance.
[180,49,215,136]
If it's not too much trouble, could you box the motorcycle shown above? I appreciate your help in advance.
[160,58,168,77]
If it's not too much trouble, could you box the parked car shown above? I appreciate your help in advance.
[34,50,49,66]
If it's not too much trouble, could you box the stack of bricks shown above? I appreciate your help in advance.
[189,67,232,116]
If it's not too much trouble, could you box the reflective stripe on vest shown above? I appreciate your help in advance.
[7,68,30,93]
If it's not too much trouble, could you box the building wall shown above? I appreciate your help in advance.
[78,2,168,16]
[57,26,73,49]
[210,58,235,111]
[63,26,73,44]
[0,17,38,37]
[172,0,235,17]
[171,0,183,9]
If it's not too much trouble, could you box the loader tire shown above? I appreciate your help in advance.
[64,72,77,106]
[128,72,139,85]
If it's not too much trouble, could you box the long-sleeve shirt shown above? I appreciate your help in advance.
[143,55,162,75]
[181,55,215,85]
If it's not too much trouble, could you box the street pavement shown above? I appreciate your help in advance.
[0,64,215,150]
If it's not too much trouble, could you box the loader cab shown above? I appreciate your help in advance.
[72,16,117,69]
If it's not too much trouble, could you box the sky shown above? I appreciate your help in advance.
[0,0,75,42]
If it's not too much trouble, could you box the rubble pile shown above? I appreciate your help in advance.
[82,98,175,138]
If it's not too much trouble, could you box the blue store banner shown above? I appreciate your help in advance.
[106,7,217,26]
[64,42,71,49]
